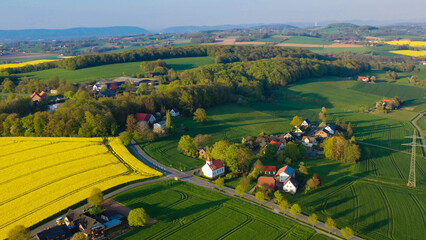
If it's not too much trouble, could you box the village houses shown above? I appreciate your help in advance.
[136,113,156,127]
[201,157,225,178]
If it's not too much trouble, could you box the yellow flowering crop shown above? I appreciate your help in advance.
[389,50,426,57]
[0,137,161,239]
[0,59,58,70]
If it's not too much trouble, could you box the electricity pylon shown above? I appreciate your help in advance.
[402,130,426,187]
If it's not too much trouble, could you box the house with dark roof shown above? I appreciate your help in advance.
[301,119,311,128]
[170,108,180,117]
[136,113,156,127]
[201,157,225,178]
[323,125,335,135]
[35,225,73,240]
[302,136,318,148]
[257,176,276,191]
[64,209,105,240]
[276,165,295,182]
[282,177,299,194]
[263,165,277,175]
[283,132,295,141]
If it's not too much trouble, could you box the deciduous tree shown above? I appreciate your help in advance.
[290,204,302,215]
[279,199,290,210]
[290,115,303,127]
[308,213,318,223]
[88,187,103,206]
[128,208,150,227]
[7,225,31,240]
[193,108,207,123]
[325,217,336,229]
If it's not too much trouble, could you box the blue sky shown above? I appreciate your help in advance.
[1,0,425,30]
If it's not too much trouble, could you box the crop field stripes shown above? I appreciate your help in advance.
[216,214,253,240]
[165,191,191,208]
[0,142,60,159]
[409,193,426,226]
[351,185,359,227]
[275,225,298,240]
[144,204,223,240]
[0,171,128,230]
[389,153,405,180]
[0,143,99,171]
[0,152,103,186]
[321,181,354,215]
[226,205,283,231]
[375,185,394,239]
[0,162,120,207]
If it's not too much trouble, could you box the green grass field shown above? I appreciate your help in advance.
[141,75,426,240]
[282,36,333,45]
[418,115,426,131]
[17,56,215,83]
[114,180,332,240]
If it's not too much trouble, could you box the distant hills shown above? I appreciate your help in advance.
[160,24,262,33]
[0,26,150,42]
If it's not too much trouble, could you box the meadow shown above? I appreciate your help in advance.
[0,137,161,239]
[114,179,332,240]
[282,36,333,45]
[17,56,215,83]
[141,75,426,239]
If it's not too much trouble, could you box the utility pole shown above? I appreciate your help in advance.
[403,130,426,187]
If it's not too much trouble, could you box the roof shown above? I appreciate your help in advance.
[207,159,224,170]
[302,136,316,143]
[276,165,295,176]
[284,177,299,188]
[257,176,276,191]
[104,219,122,229]
[263,165,277,172]
[303,119,311,125]
[35,225,73,240]
[65,209,98,234]
[270,141,283,148]
[383,99,391,103]
[136,113,153,122]
[39,91,46,97]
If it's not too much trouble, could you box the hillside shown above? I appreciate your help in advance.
[0,26,150,42]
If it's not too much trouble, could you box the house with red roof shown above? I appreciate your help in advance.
[263,165,277,175]
[201,157,225,178]
[136,113,156,127]
[357,76,370,82]
[269,141,284,152]
[30,91,47,102]
[275,165,295,182]
[257,176,276,191]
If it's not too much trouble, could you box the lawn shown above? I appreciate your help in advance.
[282,36,333,45]
[0,137,161,239]
[17,56,215,83]
[140,75,426,240]
[418,115,426,131]
[114,180,332,240]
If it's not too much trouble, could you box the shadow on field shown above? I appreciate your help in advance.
[164,199,229,221]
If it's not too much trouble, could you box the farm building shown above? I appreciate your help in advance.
[283,132,295,141]
[269,141,284,152]
[294,126,305,136]
[136,113,156,127]
[170,108,180,117]
[198,148,207,159]
[35,225,73,240]
[201,157,225,178]
[30,91,47,102]
[302,136,318,148]
[357,76,370,82]
[276,165,295,182]
[263,165,277,175]
[282,177,299,194]
[324,125,335,135]
[314,130,329,139]
[153,121,166,134]
[257,176,276,191]
[64,209,105,240]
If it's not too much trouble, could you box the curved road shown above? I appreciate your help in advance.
[32,140,360,240]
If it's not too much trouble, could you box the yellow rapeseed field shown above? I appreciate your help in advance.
[0,137,161,239]
[389,50,426,57]
[384,40,426,47]
[0,59,58,70]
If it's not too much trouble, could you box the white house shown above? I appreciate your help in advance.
[302,136,318,148]
[283,177,299,194]
[153,121,166,134]
[170,108,180,117]
[136,113,156,127]
[294,127,305,136]
[324,125,335,135]
[301,119,311,128]
[201,158,225,178]
[275,165,295,182]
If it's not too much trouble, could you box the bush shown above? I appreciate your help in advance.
[119,131,132,145]
[274,190,284,204]
[214,177,225,187]
[290,203,302,215]
[128,208,150,227]
[341,226,354,238]
[71,232,88,240]
[255,191,265,201]
[7,225,31,240]
[308,213,318,223]
[325,217,336,229]
[279,199,291,211]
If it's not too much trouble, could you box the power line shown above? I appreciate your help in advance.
[402,130,426,187]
